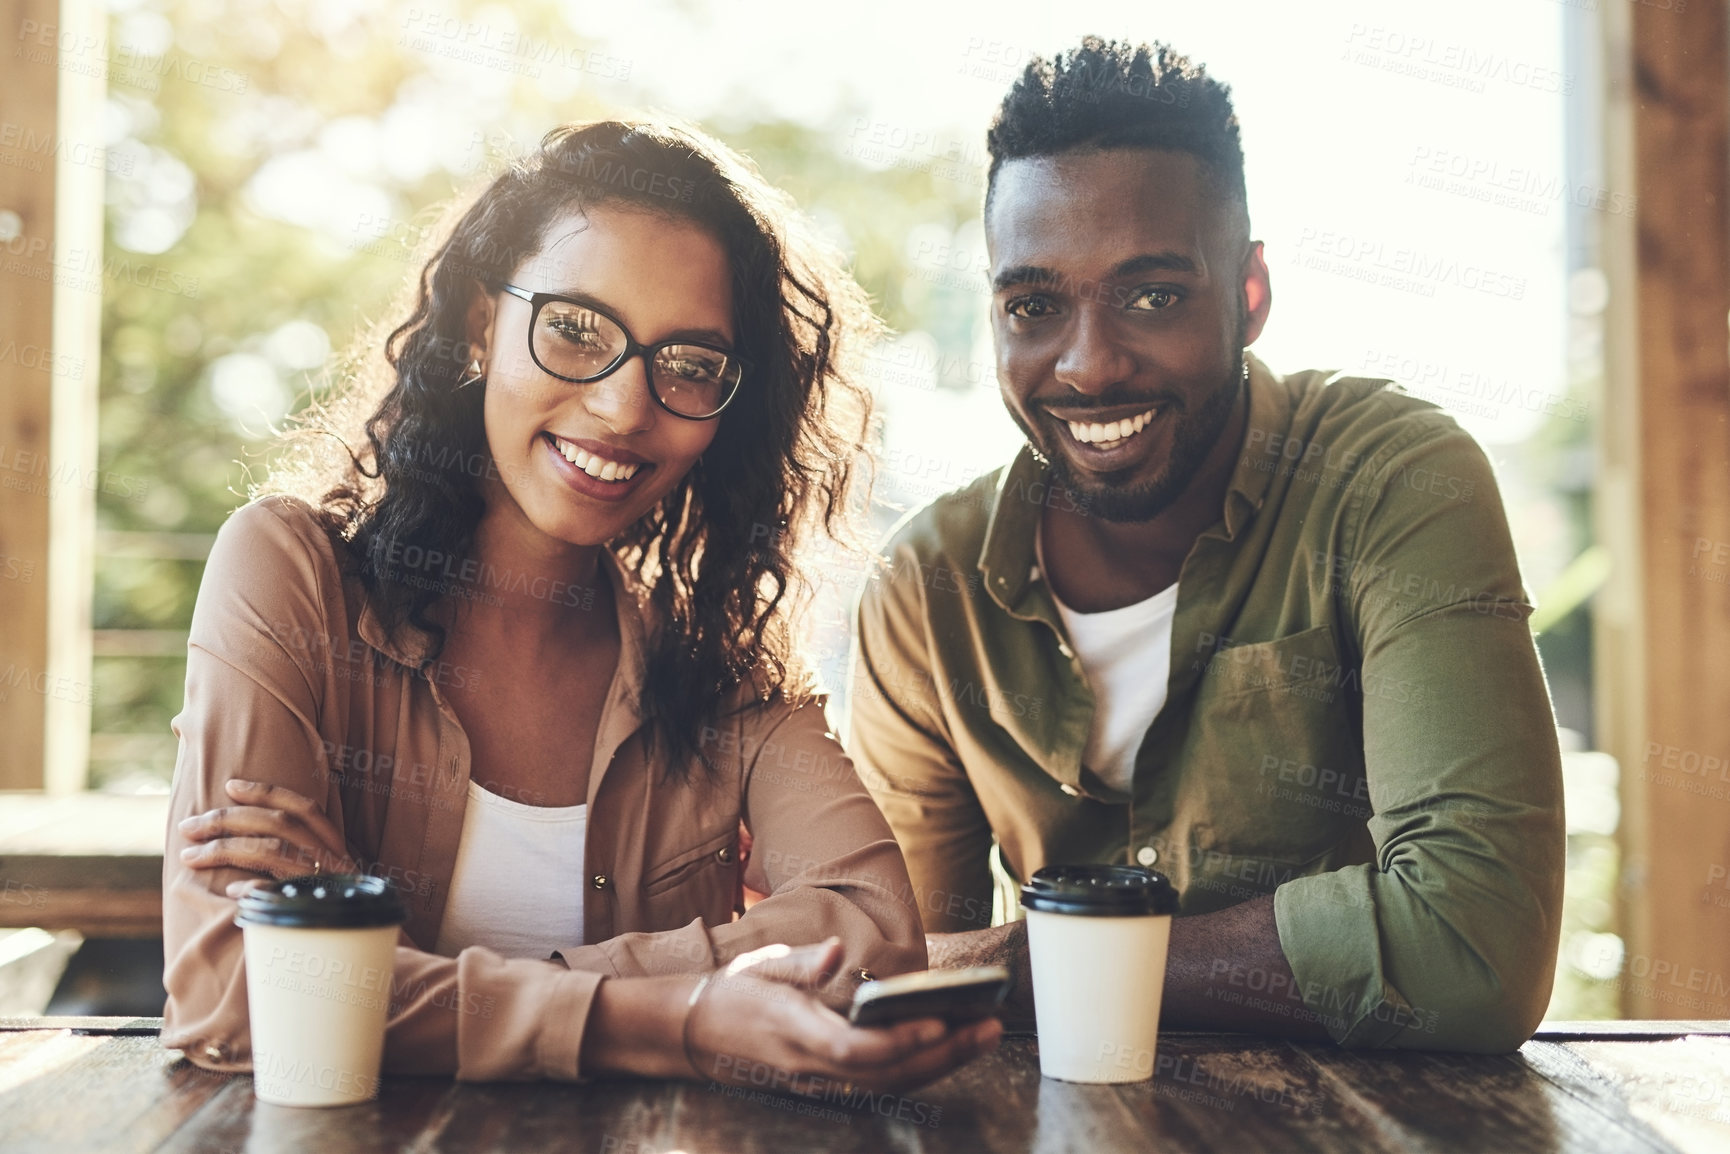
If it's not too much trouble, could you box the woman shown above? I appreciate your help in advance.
[162,119,999,1089]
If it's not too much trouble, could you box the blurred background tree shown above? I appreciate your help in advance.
[91,0,987,790]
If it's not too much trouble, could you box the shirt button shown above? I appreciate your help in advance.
[716,847,734,864]
[591,875,610,890]
[1060,783,1080,797]
[1136,846,1159,867]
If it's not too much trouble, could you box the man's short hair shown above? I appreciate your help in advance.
[985,37,1247,224]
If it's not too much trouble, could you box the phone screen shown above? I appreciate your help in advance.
[847,966,1011,1027]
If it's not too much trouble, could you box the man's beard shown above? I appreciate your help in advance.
[1016,351,1246,523]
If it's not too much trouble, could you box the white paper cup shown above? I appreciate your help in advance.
[236,875,406,1107]
[1021,864,1178,1084]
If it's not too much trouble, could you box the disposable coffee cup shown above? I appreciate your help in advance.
[236,874,406,1107]
[1021,864,1178,1084]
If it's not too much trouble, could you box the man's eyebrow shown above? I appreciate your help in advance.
[1110,252,1201,278]
[992,264,1062,293]
[991,252,1201,294]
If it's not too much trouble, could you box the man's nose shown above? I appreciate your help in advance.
[1052,307,1135,396]
[580,354,657,434]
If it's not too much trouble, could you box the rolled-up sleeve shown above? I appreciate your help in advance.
[1272,425,1565,1053]
[162,498,608,1082]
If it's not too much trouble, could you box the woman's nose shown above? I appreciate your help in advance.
[580,353,658,433]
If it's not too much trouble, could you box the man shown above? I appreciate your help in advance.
[847,38,1564,1052]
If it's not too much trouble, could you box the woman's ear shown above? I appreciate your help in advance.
[463,280,496,369]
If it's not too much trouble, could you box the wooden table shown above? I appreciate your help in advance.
[2,1018,1728,1153]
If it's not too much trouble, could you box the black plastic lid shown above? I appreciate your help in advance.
[234,874,407,929]
[1020,864,1179,917]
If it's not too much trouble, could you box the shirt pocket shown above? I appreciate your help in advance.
[1181,624,1369,866]
[641,826,740,926]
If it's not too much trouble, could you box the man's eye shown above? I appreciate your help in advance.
[1005,295,1056,319]
[1126,287,1180,311]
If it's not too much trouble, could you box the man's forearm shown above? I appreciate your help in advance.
[1162,895,1330,1038]
[929,895,1331,1039]
[927,920,1037,1031]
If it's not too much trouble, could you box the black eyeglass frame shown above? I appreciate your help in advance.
[499,284,745,421]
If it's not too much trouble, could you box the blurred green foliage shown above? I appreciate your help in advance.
[91,0,982,788]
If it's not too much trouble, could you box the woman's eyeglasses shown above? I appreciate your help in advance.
[500,284,744,421]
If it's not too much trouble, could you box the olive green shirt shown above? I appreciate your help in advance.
[847,354,1565,1053]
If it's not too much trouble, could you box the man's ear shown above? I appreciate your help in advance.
[1240,241,1273,347]
[464,281,496,368]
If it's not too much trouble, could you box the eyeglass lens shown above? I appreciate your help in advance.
[534,299,738,417]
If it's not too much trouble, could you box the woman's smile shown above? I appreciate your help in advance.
[541,431,655,502]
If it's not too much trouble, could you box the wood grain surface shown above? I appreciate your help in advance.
[2,1021,1728,1153]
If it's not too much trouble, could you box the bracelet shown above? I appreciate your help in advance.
[681,972,716,1081]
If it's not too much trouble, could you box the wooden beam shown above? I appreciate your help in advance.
[44,0,105,795]
[0,0,63,791]
[1613,0,1730,1017]
[0,0,103,794]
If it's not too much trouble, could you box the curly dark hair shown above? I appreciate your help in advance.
[986,38,1246,221]
[263,118,879,775]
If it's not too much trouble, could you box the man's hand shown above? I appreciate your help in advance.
[928,900,1333,1040]
[927,922,1035,1032]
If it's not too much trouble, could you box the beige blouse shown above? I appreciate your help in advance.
[161,495,924,1081]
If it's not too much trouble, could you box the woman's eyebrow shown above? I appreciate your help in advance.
[539,287,734,347]
[659,326,735,347]
[540,286,617,311]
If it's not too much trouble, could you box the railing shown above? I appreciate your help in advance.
[88,530,215,787]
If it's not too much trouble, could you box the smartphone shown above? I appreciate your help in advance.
[847,965,1012,1027]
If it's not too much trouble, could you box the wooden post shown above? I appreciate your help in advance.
[44,0,104,794]
[0,0,102,792]
[1607,0,1730,1016]
[0,0,62,791]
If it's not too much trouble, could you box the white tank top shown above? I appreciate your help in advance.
[433,780,587,959]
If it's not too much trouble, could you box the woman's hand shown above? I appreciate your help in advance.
[177,779,359,897]
[682,937,1002,1095]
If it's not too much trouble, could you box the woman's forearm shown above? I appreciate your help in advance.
[578,974,701,1079]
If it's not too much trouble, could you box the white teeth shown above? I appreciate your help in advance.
[1066,408,1159,445]
[550,435,639,481]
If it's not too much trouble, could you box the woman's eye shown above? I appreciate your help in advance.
[545,316,606,347]
[1004,295,1056,319]
[1127,287,1179,311]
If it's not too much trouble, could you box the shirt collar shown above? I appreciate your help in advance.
[979,351,1287,613]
